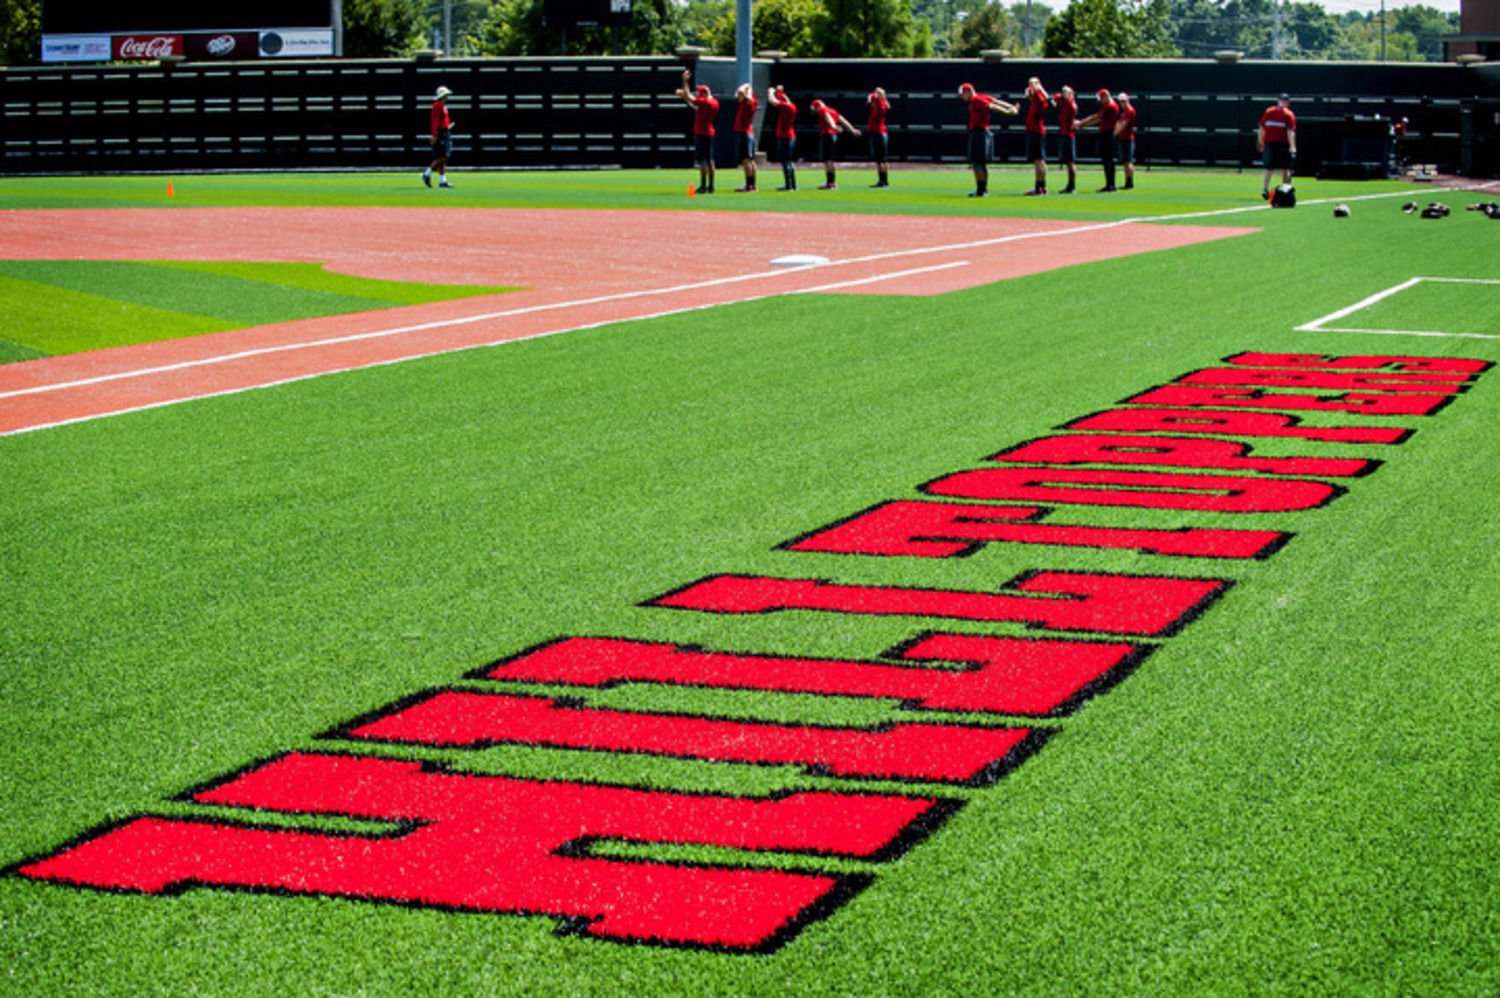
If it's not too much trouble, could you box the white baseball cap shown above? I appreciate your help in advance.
[435,86,453,99]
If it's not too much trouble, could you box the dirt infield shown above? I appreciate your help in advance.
[0,208,1254,434]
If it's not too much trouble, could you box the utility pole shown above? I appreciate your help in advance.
[1380,0,1387,61]
[443,0,452,55]
[736,0,752,85]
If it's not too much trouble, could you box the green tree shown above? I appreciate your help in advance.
[1042,0,1176,58]
[707,0,826,56]
[343,0,433,57]
[950,1,1015,57]
[1,0,41,66]
[470,0,683,55]
[1391,4,1458,61]
[811,0,927,56]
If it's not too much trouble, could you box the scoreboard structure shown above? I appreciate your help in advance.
[40,0,341,63]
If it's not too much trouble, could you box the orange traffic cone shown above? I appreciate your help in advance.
[687,184,696,198]
[166,182,175,197]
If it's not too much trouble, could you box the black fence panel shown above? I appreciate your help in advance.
[2,54,1496,176]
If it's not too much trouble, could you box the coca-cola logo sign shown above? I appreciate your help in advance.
[113,35,183,61]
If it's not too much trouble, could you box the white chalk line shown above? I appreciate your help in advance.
[1298,275,1500,340]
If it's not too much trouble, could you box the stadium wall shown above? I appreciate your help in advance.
[1,54,1496,176]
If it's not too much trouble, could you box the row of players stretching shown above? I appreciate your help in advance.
[675,69,1137,197]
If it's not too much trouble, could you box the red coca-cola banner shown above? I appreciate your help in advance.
[113,35,183,61]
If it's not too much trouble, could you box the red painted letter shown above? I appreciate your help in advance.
[925,466,1341,512]
[1063,408,1410,444]
[989,433,1374,477]
[16,752,946,950]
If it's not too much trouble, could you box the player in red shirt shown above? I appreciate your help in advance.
[1022,76,1051,196]
[866,86,891,188]
[732,83,759,193]
[422,86,455,189]
[1257,93,1298,200]
[957,82,1018,198]
[1077,88,1121,192]
[1115,91,1138,190]
[768,85,799,191]
[1055,84,1079,194]
[810,98,861,190]
[676,68,719,195]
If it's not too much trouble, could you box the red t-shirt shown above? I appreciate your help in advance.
[691,95,719,137]
[815,104,840,136]
[866,93,889,134]
[967,93,995,130]
[1259,105,1296,144]
[1116,104,1137,141]
[1057,95,1078,137]
[430,100,451,139]
[773,97,797,140]
[1096,100,1120,134]
[1024,88,1050,135]
[734,93,757,135]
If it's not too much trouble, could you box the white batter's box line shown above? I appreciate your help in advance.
[1297,275,1500,341]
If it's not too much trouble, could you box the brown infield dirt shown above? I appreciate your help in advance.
[0,207,1255,434]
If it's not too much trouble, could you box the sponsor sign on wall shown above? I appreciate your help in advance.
[258,29,336,57]
[40,34,112,63]
[113,35,185,61]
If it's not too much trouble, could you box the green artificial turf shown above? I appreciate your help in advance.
[0,261,513,359]
[2,171,1498,994]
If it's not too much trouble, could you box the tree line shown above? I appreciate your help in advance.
[0,0,1459,66]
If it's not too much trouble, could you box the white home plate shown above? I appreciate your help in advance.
[770,254,830,267]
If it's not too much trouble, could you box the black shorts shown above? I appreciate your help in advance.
[1263,143,1292,169]
[431,130,452,159]
[819,133,838,162]
[736,132,757,163]
[967,129,993,168]
[867,131,888,163]
[776,136,796,163]
[694,134,714,166]
[1024,131,1046,163]
[1057,134,1076,164]
[1118,137,1136,164]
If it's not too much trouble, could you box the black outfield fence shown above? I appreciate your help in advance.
[3,54,1498,176]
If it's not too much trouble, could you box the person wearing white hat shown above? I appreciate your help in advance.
[422,86,455,189]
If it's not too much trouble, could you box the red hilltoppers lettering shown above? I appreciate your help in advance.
[648,572,1228,637]
[17,752,948,951]
[782,500,1288,559]
[925,466,1342,513]
[1222,351,1490,374]
[12,350,1489,951]
[989,434,1375,477]
[482,633,1149,716]
[1124,384,1455,415]
[337,690,1044,785]
[1062,408,1410,445]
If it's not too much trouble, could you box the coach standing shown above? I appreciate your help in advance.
[422,86,455,189]
[1258,93,1297,200]
[677,69,719,195]
[958,82,1018,199]
[1077,88,1120,192]
[810,99,861,190]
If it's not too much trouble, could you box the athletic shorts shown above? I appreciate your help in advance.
[1263,143,1292,169]
[819,133,838,162]
[736,132,757,163]
[967,129,993,168]
[1057,134,1076,164]
[1118,137,1136,164]
[776,136,796,163]
[867,131,888,163]
[694,134,713,166]
[1024,131,1046,163]
[431,130,452,159]
[1096,133,1117,163]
